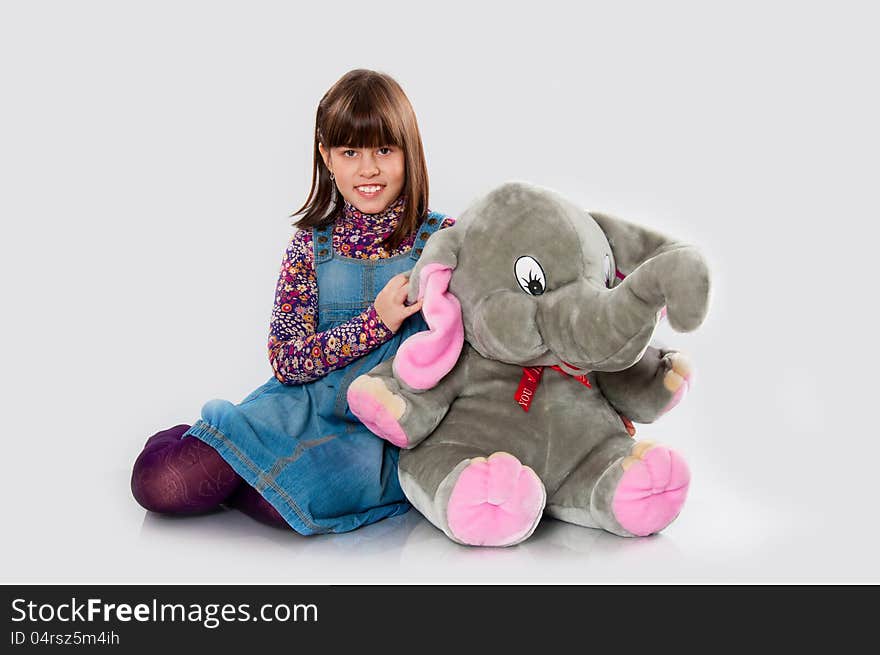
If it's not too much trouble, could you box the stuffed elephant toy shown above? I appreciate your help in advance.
[346,181,711,547]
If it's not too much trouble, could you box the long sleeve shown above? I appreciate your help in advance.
[267,229,396,385]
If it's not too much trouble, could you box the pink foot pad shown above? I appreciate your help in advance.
[612,446,690,537]
[347,388,409,447]
[661,375,691,415]
[446,452,545,547]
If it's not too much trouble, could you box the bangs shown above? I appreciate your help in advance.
[322,91,403,149]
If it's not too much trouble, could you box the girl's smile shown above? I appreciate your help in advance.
[355,184,385,199]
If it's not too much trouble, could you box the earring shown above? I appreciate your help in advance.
[329,172,335,181]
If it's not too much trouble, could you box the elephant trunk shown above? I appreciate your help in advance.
[544,246,710,371]
[621,245,711,332]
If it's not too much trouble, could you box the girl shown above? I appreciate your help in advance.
[131,69,455,534]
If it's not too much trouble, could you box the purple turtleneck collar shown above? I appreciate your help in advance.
[341,195,407,233]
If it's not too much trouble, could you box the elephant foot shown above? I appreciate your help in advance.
[347,375,409,447]
[593,442,690,537]
[615,442,690,536]
[445,452,546,547]
[661,352,693,415]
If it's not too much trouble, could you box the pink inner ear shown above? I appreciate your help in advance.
[393,263,464,390]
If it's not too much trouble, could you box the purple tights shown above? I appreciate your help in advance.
[131,424,291,530]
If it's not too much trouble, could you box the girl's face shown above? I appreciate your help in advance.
[319,144,405,215]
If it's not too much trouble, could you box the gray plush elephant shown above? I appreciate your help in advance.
[347,181,711,547]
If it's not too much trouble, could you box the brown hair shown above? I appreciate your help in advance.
[290,69,430,252]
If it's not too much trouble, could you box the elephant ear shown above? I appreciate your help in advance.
[589,211,681,278]
[393,224,466,391]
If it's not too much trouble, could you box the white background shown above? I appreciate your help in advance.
[2,0,878,584]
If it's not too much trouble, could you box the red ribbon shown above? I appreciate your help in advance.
[549,365,592,388]
[514,365,592,412]
[514,367,544,412]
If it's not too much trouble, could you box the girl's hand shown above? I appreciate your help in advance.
[374,273,423,333]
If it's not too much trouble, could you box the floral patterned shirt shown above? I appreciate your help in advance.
[268,195,456,384]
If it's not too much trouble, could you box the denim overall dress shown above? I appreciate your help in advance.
[183,210,448,535]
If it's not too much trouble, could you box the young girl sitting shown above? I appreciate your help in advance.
[131,68,455,535]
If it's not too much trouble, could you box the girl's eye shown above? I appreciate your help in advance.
[378,147,392,155]
[342,149,357,157]
[514,256,547,296]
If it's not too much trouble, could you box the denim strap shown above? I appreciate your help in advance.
[313,223,334,264]
[409,211,448,261]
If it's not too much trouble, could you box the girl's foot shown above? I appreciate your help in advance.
[131,425,241,514]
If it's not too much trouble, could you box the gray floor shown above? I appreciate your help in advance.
[6,370,877,585]
[6,463,873,585]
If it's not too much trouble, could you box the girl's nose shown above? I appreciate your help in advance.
[360,154,380,176]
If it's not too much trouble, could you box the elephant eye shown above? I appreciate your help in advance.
[514,256,546,296]
[604,254,613,288]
